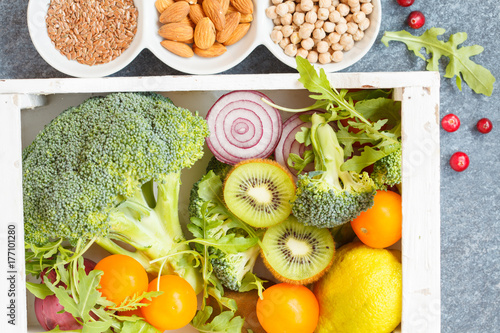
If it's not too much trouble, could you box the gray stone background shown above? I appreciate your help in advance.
[1,0,499,332]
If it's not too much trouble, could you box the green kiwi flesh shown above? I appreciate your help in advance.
[223,159,295,228]
[261,216,335,284]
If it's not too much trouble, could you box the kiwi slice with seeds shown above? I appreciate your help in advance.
[261,216,335,285]
[223,158,295,228]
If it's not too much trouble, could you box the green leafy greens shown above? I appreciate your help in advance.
[382,28,495,96]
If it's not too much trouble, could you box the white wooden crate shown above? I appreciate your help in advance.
[0,72,441,333]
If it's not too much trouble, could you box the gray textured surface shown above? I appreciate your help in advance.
[1,0,499,332]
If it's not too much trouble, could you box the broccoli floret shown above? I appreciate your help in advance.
[188,156,232,220]
[23,92,209,293]
[188,170,263,292]
[210,243,260,291]
[371,147,402,190]
[291,113,376,228]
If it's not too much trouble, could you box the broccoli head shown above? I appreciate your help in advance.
[291,113,376,228]
[188,169,263,292]
[371,147,402,190]
[23,92,209,292]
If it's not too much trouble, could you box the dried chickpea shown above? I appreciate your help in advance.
[329,10,341,23]
[271,29,284,43]
[301,0,314,11]
[319,0,332,8]
[332,50,343,62]
[335,22,347,34]
[272,0,283,4]
[273,25,283,31]
[301,37,314,50]
[284,43,298,57]
[297,47,309,58]
[307,50,319,63]
[345,13,353,22]
[324,21,335,32]
[343,41,354,51]
[352,28,364,41]
[299,23,314,39]
[358,17,370,30]
[353,11,366,23]
[346,22,358,34]
[281,13,293,26]
[350,5,360,13]
[293,12,305,25]
[273,18,281,25]
[290,32,302,44]
[279,37,290,49]
[313,28,326,40]
[282,25,294,38]
[348,0,359,6]
[286,1,296,13]
[361,3,373,15]
[337,4,350,16]
[266,6,278,20]
[331,0,340,6]
[312,5,319,13]
[305,11,318,24]
[276,3,289,17]
[316,40,329,53]
[326,31,341,44]
[315,20,324,28]
[318,52,331,64]
[339,33,353,46]
[318,8,329,20]
[331,42,343,51]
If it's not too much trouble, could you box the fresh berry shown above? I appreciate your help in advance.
[476,118,493,134]
[441,114,460,132]
[397,0,414,7]
[449,152,469,172]
[408,11,425,29]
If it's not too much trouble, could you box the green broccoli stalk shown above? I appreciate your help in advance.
[371,147,402,190]
[23,92,209,293]
[291,113,376,228]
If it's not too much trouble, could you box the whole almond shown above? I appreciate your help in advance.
[223,22,250,46]
[189,4,205,25]
[176,0,197,3]
[159,1,190,23]
[194,17,216,50]
[239,13,253,23]
[155,0,175,13]
[230,0,253,14]
[179,16,196,27]
[202,0,225,31]
[193,42,227,57]
[216,11,240,44]
[158,22,194,42]
[218,0,230,14]
[161,40,194,57]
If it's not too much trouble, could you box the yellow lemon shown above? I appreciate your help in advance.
[314,242,402,333]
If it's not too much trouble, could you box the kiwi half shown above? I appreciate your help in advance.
[261,216,335,285]
[223,158,295,228]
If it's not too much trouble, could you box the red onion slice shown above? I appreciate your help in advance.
[206,91,282,165]
[275,111,318,178]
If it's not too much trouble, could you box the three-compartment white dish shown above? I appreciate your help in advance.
[27,0,381,77]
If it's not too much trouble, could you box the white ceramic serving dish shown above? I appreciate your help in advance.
[0,71,439,332]
[27,0,381,77]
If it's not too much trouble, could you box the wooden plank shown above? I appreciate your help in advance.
[400,84,441,333]
[0,95,27,333]
[0,72,438,95]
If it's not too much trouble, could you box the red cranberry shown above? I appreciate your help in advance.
[449,152,469,172]
[441,114,460,132]
[397,0,414,7]
[476,118,493,134]
[408,11,425,29]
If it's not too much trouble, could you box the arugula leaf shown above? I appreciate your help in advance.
[191,306,245,333]
[238,272,266,299]
[26,281,53,299]
[355,98,401,127]
[382,28,495,96]
[345,89,391,101]
[120,320,161,333]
